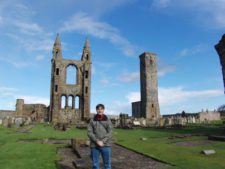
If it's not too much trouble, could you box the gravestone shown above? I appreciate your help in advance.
[202,150,216,155]
[15,118,23,127]
[2,118,9,127]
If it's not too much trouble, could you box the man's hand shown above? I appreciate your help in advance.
[97,140,104,147]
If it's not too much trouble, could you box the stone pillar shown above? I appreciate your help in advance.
[16,99,24,117]
[72,96,75,109]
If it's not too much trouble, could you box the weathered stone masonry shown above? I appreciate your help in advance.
[132,52,160,121]
[49,34,91,124]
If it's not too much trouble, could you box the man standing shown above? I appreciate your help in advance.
[87,104,113,169]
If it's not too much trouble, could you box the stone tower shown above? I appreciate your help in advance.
[49,34,92,123]
[140,52,160,120]
[215,34,225,93]
[16,99,24,116]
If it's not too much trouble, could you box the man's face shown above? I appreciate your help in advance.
[96,107,104,115]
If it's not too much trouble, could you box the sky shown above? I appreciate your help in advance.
[0,0,225,115]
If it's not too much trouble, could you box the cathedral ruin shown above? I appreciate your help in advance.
[132,52,160,121]
[49,34,92,124]
[0,34,92,126]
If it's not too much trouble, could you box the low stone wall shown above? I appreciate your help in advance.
[0,110,16,118]
[0,116,32,127]
[199,111,221,122]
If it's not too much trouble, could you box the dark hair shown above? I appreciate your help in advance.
[96,104,105,110]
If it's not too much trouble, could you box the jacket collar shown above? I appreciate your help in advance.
[93,114,108,121]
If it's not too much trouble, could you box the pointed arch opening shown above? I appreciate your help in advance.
[61,95,66,109]
[66,65,77,84]
[75,96,80,109]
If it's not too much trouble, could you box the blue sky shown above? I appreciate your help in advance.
[0,0,224,115]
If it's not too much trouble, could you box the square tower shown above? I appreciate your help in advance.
[140,52,160,120]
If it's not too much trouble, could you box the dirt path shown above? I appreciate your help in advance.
[57,143,169,169]
[20,138,169,169]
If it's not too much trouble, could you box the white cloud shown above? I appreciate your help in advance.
[152,0,171,9]
[99,79,110,86]
[16,95,49,106]
[178,44,206,57]
[106,100,131,115]
[158,61,176,76]
[126,86,223,107]
[158,86,223,105]
[122,86,224,114]
[126,92,140,103]
[151,0,225,29]
[35,55,45,61]
[0,56,37,68]
[12,20,43,35]
[60,12,136,56]
[6,33,53,53]
[0,87,18,97]
[118,63,175,83]
[0,16,3,25]
[119,72,139,83]
[0,1,54,54]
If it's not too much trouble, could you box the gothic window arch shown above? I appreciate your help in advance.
[66,64,77,84]
[61,95,66,109]
[75,96,80,109]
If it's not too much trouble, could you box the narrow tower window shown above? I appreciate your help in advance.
[55,85,58,92]
[85,87,88,94]
[56,68,59,75]
[85,71,88,78]
[86,54,89,60]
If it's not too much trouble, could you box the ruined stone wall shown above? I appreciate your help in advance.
[22,104,48,122]
[132,101,141,118]
[199,111,221,122]
[0,110,16,118]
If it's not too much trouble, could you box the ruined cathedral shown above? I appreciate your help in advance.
[49,34,91,124]
[0,34,91,125]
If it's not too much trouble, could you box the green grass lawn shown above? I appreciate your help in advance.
[114,123,225,169]
[0,123,225,169]
[0,124,86,169]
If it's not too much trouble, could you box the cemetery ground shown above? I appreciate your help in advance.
[0,122,225,169]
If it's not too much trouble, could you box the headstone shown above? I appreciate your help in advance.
[0,119,2,125]
[159,118,165,127]
[15,118,23,127]
[133,121,141,126]
[140,118,146,126]
[42,138,49,144]
[140,137,148,141]
[201,150,216,155]
[2,118,9,127]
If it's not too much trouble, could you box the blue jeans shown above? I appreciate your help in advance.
[91,146,111,169]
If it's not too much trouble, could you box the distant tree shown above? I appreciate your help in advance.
[218,104,225,113]
[181,110,186,117]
